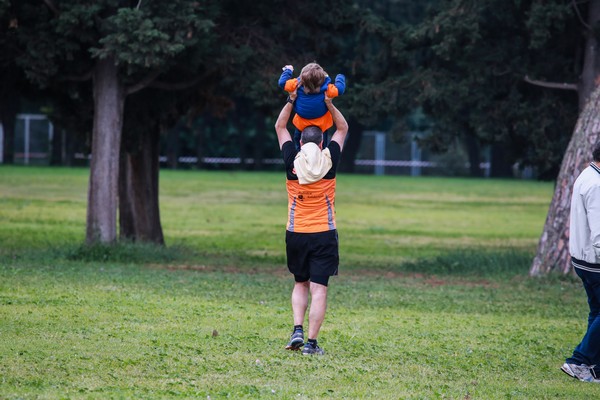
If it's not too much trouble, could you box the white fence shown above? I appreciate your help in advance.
[7,119,491,176]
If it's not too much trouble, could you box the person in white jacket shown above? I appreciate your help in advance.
[562,143,600,383]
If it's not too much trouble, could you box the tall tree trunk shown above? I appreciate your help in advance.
[338,116,363,173]
[86,57,124,244]
[578,0,600,109]
[118,146,135,241]
[530,0,600,274]
[119,125,164,244]
[530,86,600,275]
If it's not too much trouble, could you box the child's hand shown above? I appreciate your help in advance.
[283,65,294,72]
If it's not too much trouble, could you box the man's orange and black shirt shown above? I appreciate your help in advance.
[282,140,341,233]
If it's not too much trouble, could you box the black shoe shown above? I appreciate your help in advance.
[285,330,304,350]
[301,342,324,355]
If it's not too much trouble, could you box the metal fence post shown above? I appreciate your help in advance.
[410,137,422,177]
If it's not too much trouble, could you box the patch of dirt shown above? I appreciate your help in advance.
[346,269,498,288]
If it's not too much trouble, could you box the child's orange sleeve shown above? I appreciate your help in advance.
[325,84,339,98]
[284,79,299,93]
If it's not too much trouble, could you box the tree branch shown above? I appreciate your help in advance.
[524,75,579,92]
[572,0,592,31]
[43,0,60,16]
[148,75,206,91]
[126,69,163,95]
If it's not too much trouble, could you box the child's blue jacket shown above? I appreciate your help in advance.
[278,68,346,120]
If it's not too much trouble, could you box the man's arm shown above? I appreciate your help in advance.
[274,90,297,149]
[325,96,349,151]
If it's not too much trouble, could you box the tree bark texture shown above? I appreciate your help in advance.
[86,57,125,244]
[119,125,164,244]
[530,86,600,275]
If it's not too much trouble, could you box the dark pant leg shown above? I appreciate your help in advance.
[567,267,600,370]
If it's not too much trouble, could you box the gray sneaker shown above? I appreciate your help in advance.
[285,330,304,350]
[561,363,600,383]
[301,342,325,355]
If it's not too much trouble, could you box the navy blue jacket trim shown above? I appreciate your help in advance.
[572,256,600,272]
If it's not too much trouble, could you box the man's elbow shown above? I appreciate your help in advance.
[274,122,287,137]
[337,121,349,134]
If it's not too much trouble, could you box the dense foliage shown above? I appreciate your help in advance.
[405,0,581,178]
[1,0,587,179]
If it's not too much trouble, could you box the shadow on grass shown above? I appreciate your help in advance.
[3,242,577,284]
[399,248,536,278]
[0,241,192,265]
[400,248,579,284]
[2,241,277,270]
[66,242,192,264]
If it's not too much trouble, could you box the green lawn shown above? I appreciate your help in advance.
[0,166,550,269]
[0,166,595,399]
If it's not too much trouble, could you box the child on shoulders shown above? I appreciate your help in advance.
[278,62,346,150]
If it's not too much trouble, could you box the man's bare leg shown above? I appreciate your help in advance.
[292,281,309,325]
[307,282,328,340]
[286,281,309,350]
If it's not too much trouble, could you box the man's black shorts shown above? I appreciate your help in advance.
[285,230,339,278]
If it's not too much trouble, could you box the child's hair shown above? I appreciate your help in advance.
[300,63,326,94]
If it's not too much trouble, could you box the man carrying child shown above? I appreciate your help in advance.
[274,76,349,355]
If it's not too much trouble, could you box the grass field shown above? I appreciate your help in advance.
[0,165,597,399]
